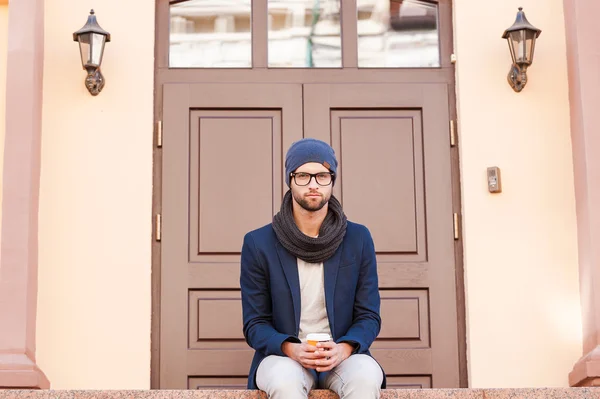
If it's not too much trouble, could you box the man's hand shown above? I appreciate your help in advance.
[313,342,354,372]
[281,341,328,369]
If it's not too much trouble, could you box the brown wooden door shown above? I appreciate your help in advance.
[304,84,459,388]
[160,82,459,389]
[160,83,303,389]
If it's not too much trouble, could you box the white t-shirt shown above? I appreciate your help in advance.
[297,258,332,342]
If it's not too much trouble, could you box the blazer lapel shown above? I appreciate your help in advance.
[276,242,301,333]
[323,242,344,337]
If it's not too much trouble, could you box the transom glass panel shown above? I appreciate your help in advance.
[357,0,440,68]
[268,0,342,68]
[167,0,441,68]
[170,0,252,68]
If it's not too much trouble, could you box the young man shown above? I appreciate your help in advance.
[240,138,385,399]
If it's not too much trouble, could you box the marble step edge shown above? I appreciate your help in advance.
[1,389,600,399]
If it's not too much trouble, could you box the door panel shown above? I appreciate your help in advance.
[189,377,248,390]
[386,376,432,389]
[189,110,282,256]
[161,83,303,388]
[188,291,244,346]
[331,109,424,255]
[304,84,459,388]
[378,290,430,346]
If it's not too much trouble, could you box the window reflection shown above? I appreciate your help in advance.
[268,0,342,68]
[170,0,252,68]
[358,0,440,68]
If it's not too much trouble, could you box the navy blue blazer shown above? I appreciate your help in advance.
[240,221,385,389]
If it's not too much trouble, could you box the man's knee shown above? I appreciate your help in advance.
[256,356,312,397]
[337,355,383,394]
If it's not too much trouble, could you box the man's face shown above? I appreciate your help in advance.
[290,162,333,212]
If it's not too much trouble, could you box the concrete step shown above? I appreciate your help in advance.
[0,389,599,399]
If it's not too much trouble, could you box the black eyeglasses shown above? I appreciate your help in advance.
[290,172,334,186]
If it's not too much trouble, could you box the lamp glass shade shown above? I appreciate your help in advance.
[508,29,537,66]
[77,32,106,68]
[525,29,537,64]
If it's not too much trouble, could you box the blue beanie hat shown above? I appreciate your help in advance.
[285,138,338,187]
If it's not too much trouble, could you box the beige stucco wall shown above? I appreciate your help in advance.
[36,0,154,389]
[454,0,582,388]
[0,5,8,242]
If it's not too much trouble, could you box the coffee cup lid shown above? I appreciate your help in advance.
[306,333,331,341]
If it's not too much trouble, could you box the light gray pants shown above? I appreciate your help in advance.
[256,354,383,399]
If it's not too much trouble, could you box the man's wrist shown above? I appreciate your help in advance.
[339,342,354,360]
[339,341,358,352]
[281,341,296,357]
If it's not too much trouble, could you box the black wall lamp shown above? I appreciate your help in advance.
[73,10,111,96]
[502,7,541,92]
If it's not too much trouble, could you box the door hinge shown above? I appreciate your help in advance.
[450,120,457,147]
[453,213,460,240]
[155,214,162,241]
[450,53,457,64]
[156,121,162,148]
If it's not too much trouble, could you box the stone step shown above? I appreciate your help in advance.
[0,389,599,399]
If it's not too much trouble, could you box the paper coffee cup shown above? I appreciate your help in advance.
[306,333,331,346]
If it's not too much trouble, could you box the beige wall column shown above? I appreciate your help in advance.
[455,0,581,387]
[564,0,600,387]
[0,0,49,389]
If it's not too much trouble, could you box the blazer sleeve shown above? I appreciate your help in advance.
[240,232,299,357]
[336,226,382,353]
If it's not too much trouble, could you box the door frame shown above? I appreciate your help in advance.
[151,0,466,389]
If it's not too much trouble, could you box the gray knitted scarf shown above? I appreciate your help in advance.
[273,190,347,264]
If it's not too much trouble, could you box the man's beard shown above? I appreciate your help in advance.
[292,190,330,212]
